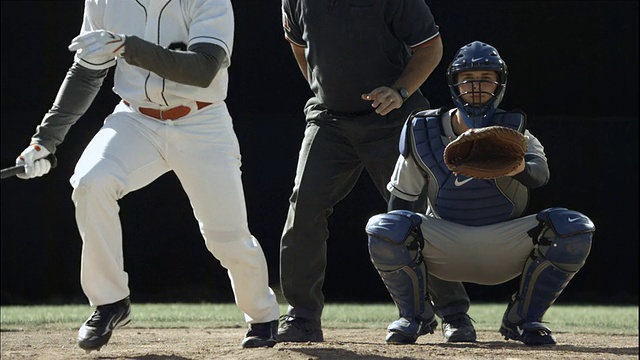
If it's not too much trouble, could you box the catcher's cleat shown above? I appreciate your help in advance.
[442,313,477,342]
[500,318,557,346]
[77,297,132,352]
[276,315,324,342]
[241,320,278,348]
[385,316,438,345]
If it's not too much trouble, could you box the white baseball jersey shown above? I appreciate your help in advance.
[76,0,233,108]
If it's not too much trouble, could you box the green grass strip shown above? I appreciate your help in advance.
[1,303,637,335]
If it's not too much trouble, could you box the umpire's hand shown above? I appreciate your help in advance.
[362,86,404,116]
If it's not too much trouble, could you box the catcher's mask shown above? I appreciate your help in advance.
[447,41,508,128]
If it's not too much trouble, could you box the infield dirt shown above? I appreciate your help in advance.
[1,327,638,359]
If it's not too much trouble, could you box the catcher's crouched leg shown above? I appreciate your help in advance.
[365,210,436,344]
[501,207,595,345]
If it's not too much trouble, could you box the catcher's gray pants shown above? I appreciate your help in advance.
[419,214,539,284]
[279,95,470,321]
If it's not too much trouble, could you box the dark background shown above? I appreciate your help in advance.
[1,1,637,306]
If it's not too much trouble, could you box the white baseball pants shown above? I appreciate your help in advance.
[70,101,279,323]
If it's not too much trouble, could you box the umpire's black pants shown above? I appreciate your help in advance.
[279,94,470,322]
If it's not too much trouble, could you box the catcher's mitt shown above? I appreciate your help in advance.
[444,125,527,179]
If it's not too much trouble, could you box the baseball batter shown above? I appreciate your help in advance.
[14,0,279,351]
[365,41,595,345]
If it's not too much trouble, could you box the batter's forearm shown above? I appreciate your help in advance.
[123,36,225,88]
[31,63,107,154]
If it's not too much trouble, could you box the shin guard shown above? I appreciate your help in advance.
[366,210,429,320]
[511,207,594,322]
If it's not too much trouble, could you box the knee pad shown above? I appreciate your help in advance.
[530,207,595,271]
[366,210,424,271]
[366,210,428,319]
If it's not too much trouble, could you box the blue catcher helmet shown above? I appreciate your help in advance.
[447,41,508,128]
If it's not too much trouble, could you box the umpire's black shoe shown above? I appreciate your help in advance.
[385,316,438,344]
[276,315,324,342]
[442,313,477,342]
[77,297,132,352]
[241,320,278,348]
[500,318,557,346]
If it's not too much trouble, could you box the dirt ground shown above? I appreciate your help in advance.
[1,327,638,360]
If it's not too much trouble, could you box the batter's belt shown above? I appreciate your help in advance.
[123,100,211,120]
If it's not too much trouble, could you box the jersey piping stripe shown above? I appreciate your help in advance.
[134,0,148,22]
[152,0,173,107]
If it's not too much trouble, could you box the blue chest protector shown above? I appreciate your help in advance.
[399,108,528,226]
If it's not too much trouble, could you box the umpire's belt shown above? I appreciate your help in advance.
[123,100,211,120]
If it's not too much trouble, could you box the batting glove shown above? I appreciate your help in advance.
[16,144,52,179]
[68,30,126,58]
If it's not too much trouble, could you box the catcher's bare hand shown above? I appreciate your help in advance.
[362,86,403,116]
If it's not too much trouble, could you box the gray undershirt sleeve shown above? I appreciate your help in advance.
[388,194,417,212]
[122,36,226,88]
[512,154,550,189]
[31,63,108,154]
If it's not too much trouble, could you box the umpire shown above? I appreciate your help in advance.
[277,0,473,344]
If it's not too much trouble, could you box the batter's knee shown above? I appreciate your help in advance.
[70,165,126,204]
[203,230,258,259]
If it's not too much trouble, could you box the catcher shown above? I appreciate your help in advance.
[365,41,595,345]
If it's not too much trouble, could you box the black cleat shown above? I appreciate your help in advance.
[385,316,438,345]
[276,315,324,342]
[77,297,132,352]
[442,313,477,342]
[500,318,557,346]
[241,320,278,348]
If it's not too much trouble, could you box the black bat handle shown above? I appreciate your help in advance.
[0,154,58,180]
[0,165,26,179]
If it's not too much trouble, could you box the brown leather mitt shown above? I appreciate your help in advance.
[444,125,527,179]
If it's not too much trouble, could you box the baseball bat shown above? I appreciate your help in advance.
[1,154,58,180]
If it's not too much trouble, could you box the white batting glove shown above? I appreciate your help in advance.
[16,144,52,179]
[68,30,126,58]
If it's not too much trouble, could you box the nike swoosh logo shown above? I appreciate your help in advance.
[471,57,485,62]
[107,315,120,332]
[517,326,524,336]
[568,217,581,222]
[454,177,474,187]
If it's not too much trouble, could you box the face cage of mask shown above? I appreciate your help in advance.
[453,78,500,110]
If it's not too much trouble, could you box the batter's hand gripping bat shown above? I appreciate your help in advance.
[1,154,58,180]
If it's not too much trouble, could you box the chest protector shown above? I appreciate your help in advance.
[399,108,528,226]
